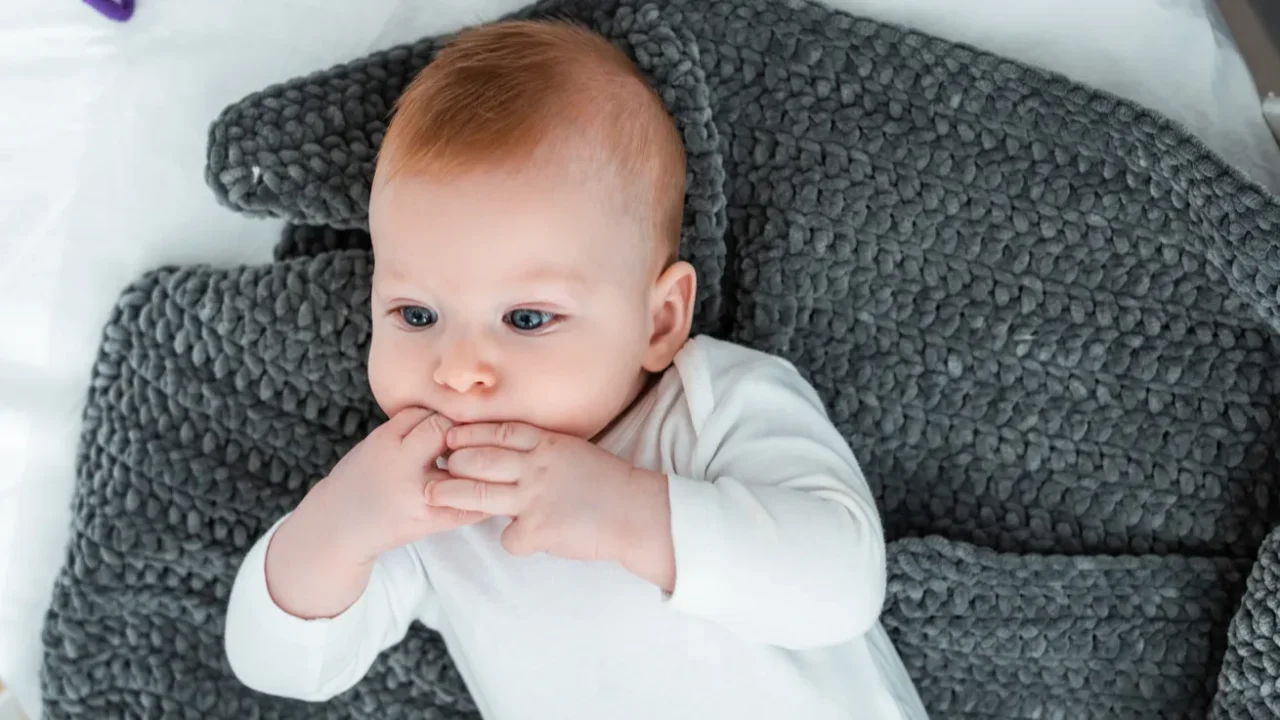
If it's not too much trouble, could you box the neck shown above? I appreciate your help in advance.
[590,370,660,445]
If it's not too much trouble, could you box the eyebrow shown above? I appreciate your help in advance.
[372,265,592,300]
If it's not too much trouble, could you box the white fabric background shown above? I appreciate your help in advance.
[1,1,1273,717]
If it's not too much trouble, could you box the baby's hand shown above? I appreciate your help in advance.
[426,422,670,572]
[298,407,488,564]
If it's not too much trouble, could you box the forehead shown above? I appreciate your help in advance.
[369,163,646,288]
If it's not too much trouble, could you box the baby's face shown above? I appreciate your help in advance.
[367,163,658,440]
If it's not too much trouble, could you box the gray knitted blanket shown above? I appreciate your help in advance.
[40,0,1280,718]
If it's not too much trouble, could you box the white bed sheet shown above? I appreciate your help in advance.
[1,1,1276,717]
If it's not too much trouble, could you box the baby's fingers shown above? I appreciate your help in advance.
[382,406,434,438]
[427,477,522,516]
[403,412,453,461]
[429,506,489,528]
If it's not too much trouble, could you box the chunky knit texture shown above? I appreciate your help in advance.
[42,0,1280,717]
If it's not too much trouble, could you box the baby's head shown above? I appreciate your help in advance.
[368,20,695,440]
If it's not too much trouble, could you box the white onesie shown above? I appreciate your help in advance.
[224,335,929,720]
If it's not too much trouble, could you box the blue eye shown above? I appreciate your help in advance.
[505,309,555,331]
[399,306,437,328]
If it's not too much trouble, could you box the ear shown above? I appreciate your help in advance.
[642,261,697,373]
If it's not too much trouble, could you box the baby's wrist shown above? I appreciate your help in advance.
[297,479,377,565]
[615,468,676,592]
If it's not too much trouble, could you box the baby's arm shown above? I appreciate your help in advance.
[224,408,481,701]
[224,514,439,701]
[644,352,887,650]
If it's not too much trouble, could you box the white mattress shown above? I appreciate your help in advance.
[2,0,1276,717]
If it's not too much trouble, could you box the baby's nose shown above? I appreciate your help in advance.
[432,353,497,393]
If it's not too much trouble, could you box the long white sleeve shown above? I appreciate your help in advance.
[219,337,923,719]
[223,515,439,701]
[663,344,887,650]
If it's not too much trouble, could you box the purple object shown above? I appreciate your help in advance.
[83,0,134,21]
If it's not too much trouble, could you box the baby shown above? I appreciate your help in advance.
[224,19,928,720]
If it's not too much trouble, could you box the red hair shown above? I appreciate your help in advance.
[378,19,686,265]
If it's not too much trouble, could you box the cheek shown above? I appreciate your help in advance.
[367,328,428,417]
[564,313,647,377]
[524,319,649,430]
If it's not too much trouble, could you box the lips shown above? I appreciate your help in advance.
[432,406,503,426]
[424,405,470,424]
